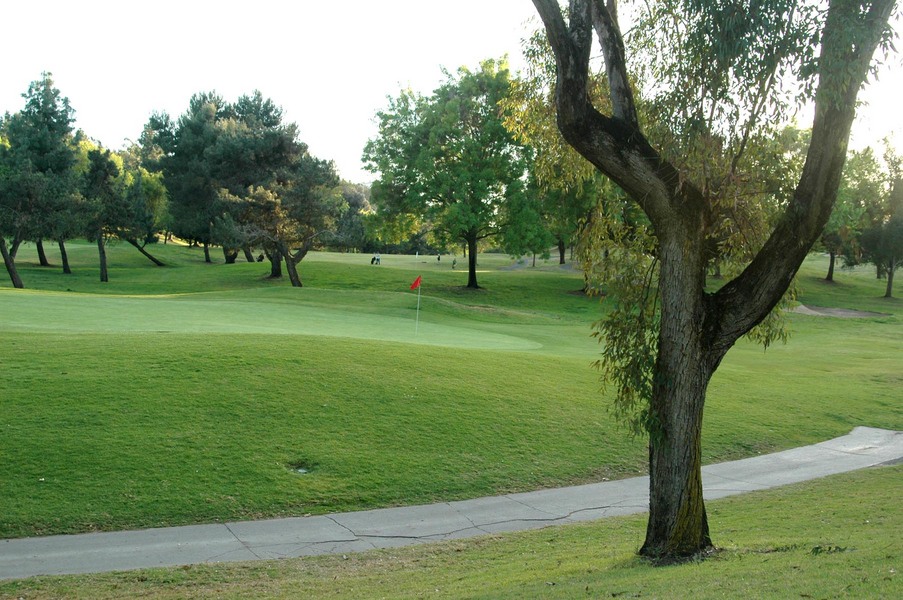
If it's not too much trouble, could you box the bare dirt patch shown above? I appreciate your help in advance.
[791,305,891,318]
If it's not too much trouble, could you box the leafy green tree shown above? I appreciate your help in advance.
[502,27,605,266]
[148,90,324,269]
[859,178,903,297]
[216,153,341,286]
[364,59,530,288]
[147,92,228,261]
[119,169,168,266]
[823,147,886,280]
[82,149,129,282]
[532,0,895,560]
[206,91,304,263]
[330,182,373,252]
[0,128,25,287]
[0,73,79,283]
[500,178,555,265]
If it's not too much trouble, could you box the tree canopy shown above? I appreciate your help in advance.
[143,90,342,284]
[363,59,531,288]
[0,72,78,286]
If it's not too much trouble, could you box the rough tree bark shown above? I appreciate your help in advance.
[532,0,894,560]
[466,231,479,288]
[10,236,22,259]
[1,237,25,288]
[97,237,108,283]
[265,250,282,278]
[58,239,71,274]
[36,239,50,267]
[276,241,304,287]
[127,239,166,267]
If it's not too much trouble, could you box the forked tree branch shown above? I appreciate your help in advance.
[531,0,706,228]
[590,0,639,130]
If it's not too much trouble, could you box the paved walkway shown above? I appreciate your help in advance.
[1,426,900,581]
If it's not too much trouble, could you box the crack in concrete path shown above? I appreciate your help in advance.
[223,524,262,561]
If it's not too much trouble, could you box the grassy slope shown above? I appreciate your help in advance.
[1,465,898,598]
[1,243,900,539]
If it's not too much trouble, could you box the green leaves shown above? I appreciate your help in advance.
[363,59,530,287]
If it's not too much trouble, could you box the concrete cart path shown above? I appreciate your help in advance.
[2,426,900,581]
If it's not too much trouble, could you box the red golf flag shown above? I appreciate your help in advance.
[410,275,422,290]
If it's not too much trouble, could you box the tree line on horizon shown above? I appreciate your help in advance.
[3,66,899,293]
[0,70,591,290]
[0,74,380,289]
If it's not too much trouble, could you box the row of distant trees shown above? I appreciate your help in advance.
[0,74,169,287]
[0,68,612,292]
[0,74,389,289]
[0,70,591,292]
[2,69,899,294]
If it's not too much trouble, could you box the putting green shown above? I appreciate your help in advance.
[0,288,543,351]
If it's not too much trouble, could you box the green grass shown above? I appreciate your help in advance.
[1,243,900,540]
[2,465,898,598]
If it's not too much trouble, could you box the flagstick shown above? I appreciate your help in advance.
[415,284,421,335]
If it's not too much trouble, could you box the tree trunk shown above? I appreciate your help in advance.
[826,251,836,281]
[58,239,71,274]
[885,261,895,298]
[284,253,303,287]
[126,239,166,266]
[267,250,283,278]
[641,233,715,560]
[466,234,479,288]
[36,239,50,267]
[10,236,22,259]
[243,246,255,262]
[285,260,302,287]
[642,371,712,560]
[532,252,537,267]
[203,242,211,263]
[1,237,25,288]
[558,238,566,264]
[97,237,109,282]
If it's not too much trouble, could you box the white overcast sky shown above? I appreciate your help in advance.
[2,1,900,183]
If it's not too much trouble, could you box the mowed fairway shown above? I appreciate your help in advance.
[1,242,900,539]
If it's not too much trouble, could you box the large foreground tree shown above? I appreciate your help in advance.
[531,0,895,560]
